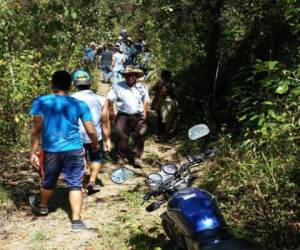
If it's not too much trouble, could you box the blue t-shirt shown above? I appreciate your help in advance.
[30,94,92,152]
[85,47,95,61]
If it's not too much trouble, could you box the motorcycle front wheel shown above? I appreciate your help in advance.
[161,213,186,249]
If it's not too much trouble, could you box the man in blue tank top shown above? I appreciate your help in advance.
[29,70,99,232]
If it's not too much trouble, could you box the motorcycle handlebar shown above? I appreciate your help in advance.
[204,148,219,157]
[143,148,219,198]
[188,148,219,165]
[143,191,157,201]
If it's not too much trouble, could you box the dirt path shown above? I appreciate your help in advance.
[0,78,181,250]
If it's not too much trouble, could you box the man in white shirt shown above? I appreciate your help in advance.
[107,66,149,167]
[71,69,111,192]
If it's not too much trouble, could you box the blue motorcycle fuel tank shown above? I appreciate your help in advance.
[167,188,227,237]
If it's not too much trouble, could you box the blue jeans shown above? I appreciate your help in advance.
[112,71,124,86]
[101,66,111,83]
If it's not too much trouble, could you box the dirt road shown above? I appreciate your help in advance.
[0,78,181,250]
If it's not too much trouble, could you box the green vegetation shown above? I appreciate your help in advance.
[120,189,143,209]
[32,229,49,241]
[145,152,161,166]
[0,0,299,249]
[117,2,300,249]
[0,0,113,151]
[0,186,10,205]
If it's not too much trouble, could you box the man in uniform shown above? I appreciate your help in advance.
[107,66,149,167]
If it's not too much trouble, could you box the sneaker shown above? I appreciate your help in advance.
[133,157,144,167]
[71,220,87,232]
[29,195,49,216]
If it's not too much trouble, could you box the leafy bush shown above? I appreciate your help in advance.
[232,60,300,148]
[201,141,299,249]
[200,59,300,249]
[0,0,113,158]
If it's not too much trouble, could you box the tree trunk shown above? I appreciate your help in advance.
[203,0,224,126]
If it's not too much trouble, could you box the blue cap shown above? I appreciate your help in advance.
[72,70,91,86]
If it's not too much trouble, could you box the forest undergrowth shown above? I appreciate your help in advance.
[0,1,299,249]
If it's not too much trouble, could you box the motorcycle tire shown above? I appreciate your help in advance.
[162,213,186,249]
[185,236,199,250]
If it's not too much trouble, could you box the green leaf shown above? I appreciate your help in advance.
[238,115,247,121]
[266,61,279,70]
[249,115,259,121]
[296,66,300,76]
[267,109,277,119]
[275,84,289,94]
[64,8,69,17]
[291,86,300,96]
[71,11,77,20]
[241,97,252,104]
[263,101,273,105]
[258,117,265,126]
[260,79,274,87]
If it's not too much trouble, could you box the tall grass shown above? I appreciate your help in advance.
[198,135,299,250]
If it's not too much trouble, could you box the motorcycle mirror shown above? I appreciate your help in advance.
[111,167,134,184]
[188,124,210,140]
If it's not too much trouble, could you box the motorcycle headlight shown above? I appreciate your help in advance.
[146,173,163,191]
[161,163,178,175]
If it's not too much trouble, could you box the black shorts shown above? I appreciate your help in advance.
[83,141,104,163]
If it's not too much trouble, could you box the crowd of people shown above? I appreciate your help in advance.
[82,29,153,84]
[28,29,178,232]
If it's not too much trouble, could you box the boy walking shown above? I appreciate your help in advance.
[29,70,99,232]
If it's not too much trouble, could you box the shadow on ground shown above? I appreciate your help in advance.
[128,232,174,250]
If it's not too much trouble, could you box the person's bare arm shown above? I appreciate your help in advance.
[110,55,115,71]
[108,100,116,122]
[83,121,99,151]
[155,85,167,110]
[101,100,111,152]
[143,102,148,120]
[30,115,43,170]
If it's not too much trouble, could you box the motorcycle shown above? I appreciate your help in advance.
[111,124,260,250]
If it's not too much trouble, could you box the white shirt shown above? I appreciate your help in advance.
[71,90,106,143]
[112,52,125,72]
[107,81,150,114]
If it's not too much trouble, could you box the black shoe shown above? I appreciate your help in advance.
[29,195,49,216]
[86,183,101,195]
[71,220,87,232]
